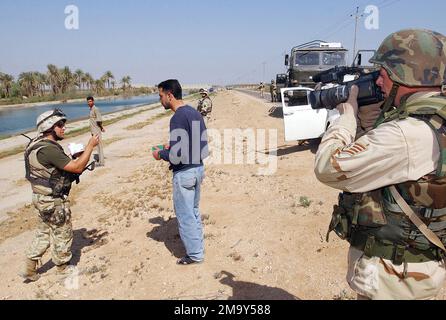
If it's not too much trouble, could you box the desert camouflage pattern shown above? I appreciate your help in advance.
[315,94,441,193]
[318,92,446,248]
[197,96,213,117]
[26,194,73,266]
[270,81,277,102]
[369,29,446,87]
[36,110,66,134]
[383,94,446,208]
[259,82,265,98]
[347,246,446,300]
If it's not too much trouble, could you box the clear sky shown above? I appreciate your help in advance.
[0,0,445,85]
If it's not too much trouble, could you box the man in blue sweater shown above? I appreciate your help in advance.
[153,79,209,265]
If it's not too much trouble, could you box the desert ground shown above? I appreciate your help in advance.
[0,90,444,300]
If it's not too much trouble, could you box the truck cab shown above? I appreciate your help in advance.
[281,87,339,142]
[285,40,348,88]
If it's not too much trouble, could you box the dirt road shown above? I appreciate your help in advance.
[0,90,444,300]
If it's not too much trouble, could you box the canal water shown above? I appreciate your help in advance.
[0,94,160,136]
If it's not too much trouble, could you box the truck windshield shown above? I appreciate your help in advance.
[294,52,319,66]
[322,52,346,66]
[277,75,287,83]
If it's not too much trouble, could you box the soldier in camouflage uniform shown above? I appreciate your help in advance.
[197,88,213,123]
[21,109,99,282]
[270,80,278,102]
[315,29,446,300]
[259,82,265,98]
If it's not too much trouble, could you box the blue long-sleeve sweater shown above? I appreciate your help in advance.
[159,105,209,172]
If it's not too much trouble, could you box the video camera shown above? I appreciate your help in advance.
[309,66,384,110]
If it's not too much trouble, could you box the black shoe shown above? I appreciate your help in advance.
[176,256,203,265]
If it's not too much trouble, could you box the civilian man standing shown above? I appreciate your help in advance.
[87,96,105,166]
[153,79,209,265]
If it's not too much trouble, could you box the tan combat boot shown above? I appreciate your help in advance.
[21,258,40,282]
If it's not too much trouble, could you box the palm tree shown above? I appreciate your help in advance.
[121,76,131,92]
[18,72,38,97]
[47,64,61,95]
[0,73,14,98]
[60,66,73,94]
[83,73,94,91]
[103,71,114,90]
[34,72,47,97]
[74,69,84,91]
[94,79,105,95]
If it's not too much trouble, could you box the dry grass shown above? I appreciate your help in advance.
[103,137,124,147]
[125,111,172,130]
[0,145,27,160]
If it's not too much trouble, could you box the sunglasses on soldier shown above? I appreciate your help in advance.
[54,120,66,129]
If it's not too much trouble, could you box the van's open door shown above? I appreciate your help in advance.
[281,87,339,142]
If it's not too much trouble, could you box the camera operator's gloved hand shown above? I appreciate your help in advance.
[336,85,359,118]
[358,101,383,132]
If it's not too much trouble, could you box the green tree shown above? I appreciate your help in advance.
[18,72,38,97]
[94,79,105,95]
[47,64,61,95]
[0,73,14,98]
[83,73,94,91]
[103,71,114,90]
[60,66,73,94]
[121,76,131,92]
[74,69,84,90]
[34,72,47,97]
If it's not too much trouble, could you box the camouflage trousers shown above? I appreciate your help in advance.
[347,246,446,300]
[26,194,73,266]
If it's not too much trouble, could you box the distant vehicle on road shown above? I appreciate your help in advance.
[280,87,339,142]
[275,74,288,102]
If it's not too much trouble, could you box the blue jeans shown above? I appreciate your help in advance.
[173,166,205,261]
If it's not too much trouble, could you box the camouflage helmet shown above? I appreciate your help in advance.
[199,88,208,95]
[369,29,446,87]
[36,109,67,134]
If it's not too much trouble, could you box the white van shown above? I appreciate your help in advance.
[281,87,340,142]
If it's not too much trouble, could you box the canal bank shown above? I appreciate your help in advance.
[0,93,200,159]
[0,95,162,137]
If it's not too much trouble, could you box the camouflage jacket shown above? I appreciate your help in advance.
[315,92,446,251]
[197,97,213,116]
[315,92,442,192]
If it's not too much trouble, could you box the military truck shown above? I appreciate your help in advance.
[285,40,348,88]
[275,74,288,102]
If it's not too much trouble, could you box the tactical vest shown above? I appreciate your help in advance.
[24,138,73,198]
[328,93,446,264]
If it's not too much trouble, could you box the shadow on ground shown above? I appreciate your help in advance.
[38,228,109,274]
[264,139,321,157]
[146,216,185,259]
[268,106,283,119]
[219,271,299,300]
